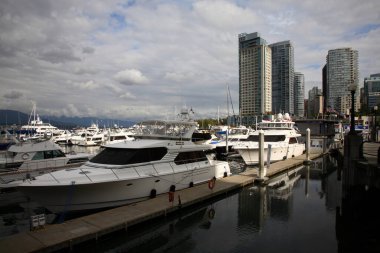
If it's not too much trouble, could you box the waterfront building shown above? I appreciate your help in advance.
[294,72,305,117]
[326,48,359,114]
[269,41,294,115]
[308,87,323,118]
[322,64,327,113]
[363,73,380,111]
[238,32,272,125]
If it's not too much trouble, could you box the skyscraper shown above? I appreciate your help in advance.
[238,32,271,124]
[364,73,380,110]
[326,48,359,114]
[270,41,294,114]
[294,72,305,117]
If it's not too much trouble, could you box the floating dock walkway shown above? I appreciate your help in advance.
[0,153,323,253]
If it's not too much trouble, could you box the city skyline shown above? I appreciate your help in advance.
[0,0,379,120]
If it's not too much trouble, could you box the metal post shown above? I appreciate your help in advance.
[259,130,265,178]
[349,90,356,135]
[303,128,312,165]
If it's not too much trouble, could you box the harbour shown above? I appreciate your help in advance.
[1,145,378,252]
[0,151,322,252]
[1,109,380,252]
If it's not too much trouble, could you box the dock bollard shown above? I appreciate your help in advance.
[303,128,312,165]
[258,130,266,179]
[378,147,380,165]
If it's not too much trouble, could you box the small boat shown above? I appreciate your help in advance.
[0,140,94,175]
[233,113,305,165]
[20,102,61,139]
[78,131,105,146]
[17,108,231,213]
[0,130,18,150]
[214,125,253,157]
[53,130,73,145]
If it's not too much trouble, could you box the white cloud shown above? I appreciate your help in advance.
[114,69,149,85]
[0,0,379,120]
[69,80,100,90]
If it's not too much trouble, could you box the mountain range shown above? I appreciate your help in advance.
[0,110,135,129]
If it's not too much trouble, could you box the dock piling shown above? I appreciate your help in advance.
[258,130,266,179]
[303,128,312,165]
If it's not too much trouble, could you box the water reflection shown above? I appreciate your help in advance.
[1,150,380,252]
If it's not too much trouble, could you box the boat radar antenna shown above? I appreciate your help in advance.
[178,106,194,121]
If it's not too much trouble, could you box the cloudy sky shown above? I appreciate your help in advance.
[1,0,379,121]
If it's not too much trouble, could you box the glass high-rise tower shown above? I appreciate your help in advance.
[294,72,305,117]
[326,48,359,114]
[238,32,271,123]
[269,41,294,114]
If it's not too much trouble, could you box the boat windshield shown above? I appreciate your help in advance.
[135,120,197,140]
[89,147,167,165]
[244,135,286,142]
[259,122,294,129]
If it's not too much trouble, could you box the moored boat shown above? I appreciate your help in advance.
[233,113,305,165]
[17,108,231,213]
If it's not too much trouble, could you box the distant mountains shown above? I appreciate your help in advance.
[0,110,135,129]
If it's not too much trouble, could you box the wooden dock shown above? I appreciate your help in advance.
[0,153,323,253]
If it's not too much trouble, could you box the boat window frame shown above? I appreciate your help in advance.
[89,147,168,165]
[174,151,208,165]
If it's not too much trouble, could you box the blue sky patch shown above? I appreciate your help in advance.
[354,24,380,35]
[109,12,127,31]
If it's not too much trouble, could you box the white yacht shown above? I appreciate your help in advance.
[20,103,61,139]
[0,140,94,171]
[233,113,305,165]
[101,128,135,146]
[53,130,73,145]
[214,126,252,156]
[78,131,105,146]
[17,109,231,213]
[0,140,94,183]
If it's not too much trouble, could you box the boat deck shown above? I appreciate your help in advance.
[0,153,323,253]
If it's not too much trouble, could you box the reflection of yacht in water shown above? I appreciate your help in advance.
[267,166,302,200]
[101,206,215,252]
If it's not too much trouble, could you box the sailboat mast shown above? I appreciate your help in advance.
[226,84,229,154]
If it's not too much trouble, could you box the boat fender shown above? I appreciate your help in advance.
[189,182,194,188]
[150,189,157,198]
[208,177,216,190]
[22,153,29,160]
[208,208,215,219]
[168,184,176,202]
[168,191,175,202]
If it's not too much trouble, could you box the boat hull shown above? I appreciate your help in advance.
[236,143,305,165]
[18,161,230,213]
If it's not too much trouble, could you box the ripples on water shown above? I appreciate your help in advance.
[1,148,379,252]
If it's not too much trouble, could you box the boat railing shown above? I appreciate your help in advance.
[37,156,209,184]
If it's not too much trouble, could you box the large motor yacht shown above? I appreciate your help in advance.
[17,109,231,213]
[233,113,305,165]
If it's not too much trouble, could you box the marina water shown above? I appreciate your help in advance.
[0,147,372,252]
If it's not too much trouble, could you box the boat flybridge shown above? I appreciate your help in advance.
[233,113,305,165]
[18,110,231,213]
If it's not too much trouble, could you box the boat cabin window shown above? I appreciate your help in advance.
[289,137,298,144]
[90,147,167,165]
[245,135,286,142]
[111,136,126,141]
[32,150,66,160]
[174,151,208,165]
